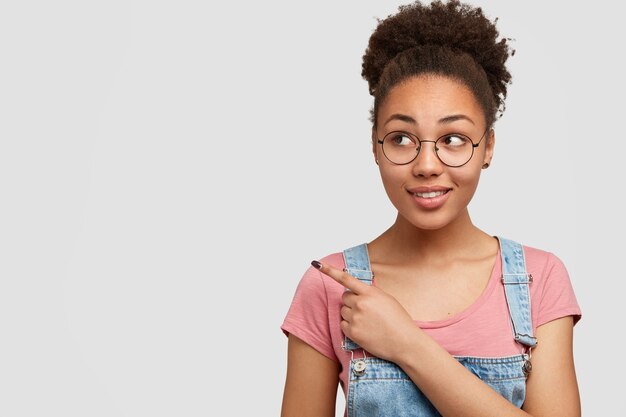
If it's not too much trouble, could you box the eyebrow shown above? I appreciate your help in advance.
[383,113,417,126]
[383,113,475,126]
[438,114,475,125]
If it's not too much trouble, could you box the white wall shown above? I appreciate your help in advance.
[0,0,622,415]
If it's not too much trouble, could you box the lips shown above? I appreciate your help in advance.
[413,190,448,199]
[406,186,452,209]
[407,186,452,196]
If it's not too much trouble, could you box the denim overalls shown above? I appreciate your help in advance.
[341,237,536,416]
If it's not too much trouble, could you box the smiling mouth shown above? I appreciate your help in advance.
[412,190,450,199]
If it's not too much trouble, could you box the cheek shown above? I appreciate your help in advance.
[450,169,482,201]
[378,170,411,211]
[453,168,480,183]
[379,167,408,195]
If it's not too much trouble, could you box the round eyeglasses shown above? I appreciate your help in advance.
[376,127,489,167]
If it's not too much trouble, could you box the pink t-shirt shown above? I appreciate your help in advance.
[281,244,581,393]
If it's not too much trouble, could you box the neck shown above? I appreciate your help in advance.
[370,209,494,265]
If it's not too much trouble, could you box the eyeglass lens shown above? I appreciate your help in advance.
[381,132,476,167]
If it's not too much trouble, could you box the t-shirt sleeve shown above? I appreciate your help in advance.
[534,253,582,328]
[281,265,338,362]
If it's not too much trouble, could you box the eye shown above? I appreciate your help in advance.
[389,133,416,147]
[440,134,470,148]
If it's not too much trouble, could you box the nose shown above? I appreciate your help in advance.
[412,140,444,177]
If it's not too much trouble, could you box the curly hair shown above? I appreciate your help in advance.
[362,0,514,128]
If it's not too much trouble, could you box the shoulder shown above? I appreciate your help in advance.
[498,237,568,280]
[319,251,346,270]
[282,250,348,362]
[516,242,581,327]
[295,251,347,297]
[520,243,569,279]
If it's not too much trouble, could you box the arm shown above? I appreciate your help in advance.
[313,261,581,417]
[281,334,340,417]
[522,316,580,415]
[395,316,580,417]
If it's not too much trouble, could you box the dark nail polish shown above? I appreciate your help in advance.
[311,260,322,270]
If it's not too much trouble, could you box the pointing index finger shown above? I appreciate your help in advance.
[311,260,368,294]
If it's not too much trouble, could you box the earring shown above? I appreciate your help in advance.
[375,159,379,165]
[482,162,490,169]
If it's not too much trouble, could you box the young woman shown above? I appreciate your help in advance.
[280,1,581,416]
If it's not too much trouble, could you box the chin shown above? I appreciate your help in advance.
[412,220,452,231]
[402,212,456,231]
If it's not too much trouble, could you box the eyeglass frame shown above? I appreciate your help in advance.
[376,126,491,168]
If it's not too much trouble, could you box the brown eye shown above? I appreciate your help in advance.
[390,133,415,146]
[439,135,470,148]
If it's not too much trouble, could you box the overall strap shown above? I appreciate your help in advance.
[499,237,537,350]
[341,243,373,351]
[343,243,374,284]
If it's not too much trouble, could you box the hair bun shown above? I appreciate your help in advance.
[362,0,513,111]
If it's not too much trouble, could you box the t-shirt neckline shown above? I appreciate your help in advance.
[363,243,502,329]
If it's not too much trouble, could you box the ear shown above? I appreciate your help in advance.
[483,128,495,167]
[371,127,379,164]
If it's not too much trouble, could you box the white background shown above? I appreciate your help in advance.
[0,0,623,415]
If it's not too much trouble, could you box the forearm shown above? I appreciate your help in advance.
[396,329,531,417]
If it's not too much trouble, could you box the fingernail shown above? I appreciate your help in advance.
[311,260,322,270]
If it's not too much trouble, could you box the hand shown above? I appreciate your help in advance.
[311,260,421,363]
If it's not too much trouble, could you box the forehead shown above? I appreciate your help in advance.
[379,75,485,126]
